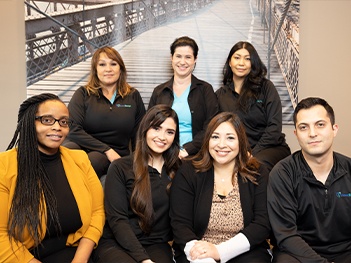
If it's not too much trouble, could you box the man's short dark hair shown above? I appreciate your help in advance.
[293,97,335,126]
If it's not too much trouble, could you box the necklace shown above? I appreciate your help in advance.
[216,176,229,183]
[215,172,237,184]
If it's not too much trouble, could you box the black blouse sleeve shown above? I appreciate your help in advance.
[67,87,111,153]
[104,158,150,262]
[239,165,271,247]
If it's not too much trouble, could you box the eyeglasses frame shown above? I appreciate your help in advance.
[35,115,72,127]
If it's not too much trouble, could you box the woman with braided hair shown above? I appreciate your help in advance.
[0,93,105,263]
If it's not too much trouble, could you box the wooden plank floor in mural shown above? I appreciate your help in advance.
[27,0,295,124]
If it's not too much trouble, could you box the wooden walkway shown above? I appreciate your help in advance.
[27,0,294,123]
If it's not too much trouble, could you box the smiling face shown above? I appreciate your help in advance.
[35,100,69,155]
[209,121,239,168]
[146,117,177,158]
[96,52,121,89]
[294,105,338,160]
[171,45,197,78]
[229,48,251,79]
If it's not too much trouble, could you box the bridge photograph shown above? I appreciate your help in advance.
[25,0,299,124]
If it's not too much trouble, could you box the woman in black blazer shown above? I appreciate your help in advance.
[170,112,271,263]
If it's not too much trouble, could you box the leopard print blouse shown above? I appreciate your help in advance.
[201,174,244,244]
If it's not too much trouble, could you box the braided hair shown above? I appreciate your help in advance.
[7,93,62,248]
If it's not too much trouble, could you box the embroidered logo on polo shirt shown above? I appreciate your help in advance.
[115,104,132,108]
[336,192,351,198]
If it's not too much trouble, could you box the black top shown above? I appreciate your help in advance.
[170,160,270,261]
[102,155,172,262]
[216,80,288,155]
[268,151,351,262]
[67,86,146,156]
[148,74,219,155]
[32,151,82,259]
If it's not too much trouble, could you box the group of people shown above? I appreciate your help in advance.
[62,36,290,178]
[1,35,351,263]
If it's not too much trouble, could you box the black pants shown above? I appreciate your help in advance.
[30,237,93,263]
[41,247,92,263]
[174,245,271,263]
[273,248,351,263]
[254,145,291,172]
[93,238,174,263]
[62,140,110,178]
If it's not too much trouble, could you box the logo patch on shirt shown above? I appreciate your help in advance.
[115,104,131,108]
[336,192,351,198]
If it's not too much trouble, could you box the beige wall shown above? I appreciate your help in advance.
[0,0,26,151]
[1,0,351,155]
[283,0,351,156]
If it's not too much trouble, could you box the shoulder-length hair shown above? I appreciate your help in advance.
[85,46,133,98]
[131,104,180,233]
[7,93,64,248]
[191,112,260,184]
[222,41,267,112]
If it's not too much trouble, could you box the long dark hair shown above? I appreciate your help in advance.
[7,93,63,248]
[222,41,267,112]
[191,112,260,184]
[131,104,180,233]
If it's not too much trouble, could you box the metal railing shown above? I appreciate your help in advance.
[258,0,299,107]
[25,0,215,85]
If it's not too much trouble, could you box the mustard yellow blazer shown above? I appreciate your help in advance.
[0,146,105,262]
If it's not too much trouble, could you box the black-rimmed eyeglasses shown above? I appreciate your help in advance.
[35,115,72,127]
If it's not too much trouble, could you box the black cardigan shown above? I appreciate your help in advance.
[169,160,270,261]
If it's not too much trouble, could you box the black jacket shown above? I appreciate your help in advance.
[268,151,351,262]
[101,155,172,262]
[170,160,270,262]
[216,80,287,155]
[67,86,146,156]
[148,75,219,155]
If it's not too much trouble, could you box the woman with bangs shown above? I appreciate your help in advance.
[216,41,290,172]
[94,105,181,263]
[64,46,146,178]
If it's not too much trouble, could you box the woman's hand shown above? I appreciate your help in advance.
[189,240,220,261]
[71,237,95,263]
[105,148,121,162]
[179,148,189,159]
[141,259,155,263]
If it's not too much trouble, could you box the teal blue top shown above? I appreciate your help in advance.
[172,84,192,147]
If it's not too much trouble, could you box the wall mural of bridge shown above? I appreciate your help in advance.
[25,0,299,124]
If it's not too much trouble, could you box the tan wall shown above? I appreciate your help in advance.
[283,0,351,156]
[0,0,26,151]
[1,0,351,155]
